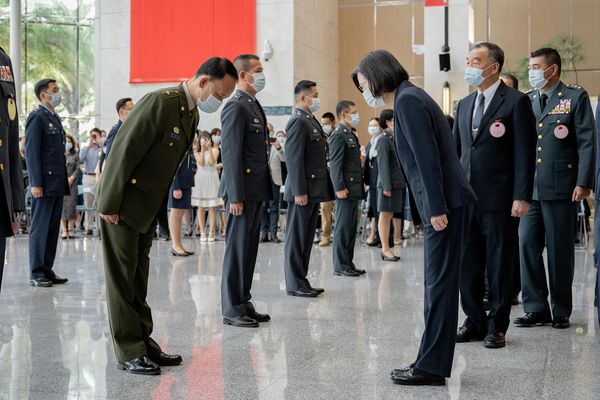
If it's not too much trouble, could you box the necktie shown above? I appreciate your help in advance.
[472,93,485,138]
[540,93,548,111]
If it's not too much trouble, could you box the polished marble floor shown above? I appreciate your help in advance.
[0,233,599,400]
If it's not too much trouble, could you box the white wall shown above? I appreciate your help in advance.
[98,0,297,133]
[424,0,471,112]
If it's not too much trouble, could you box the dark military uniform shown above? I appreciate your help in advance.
[375,131,406,213]
[283,107,334,291]
[96,83,198,362]
[25,104,69,281]
[520,81,595,320]
[328,123,363,274]
[219,89,272,318]
[454,80,536,336]
[0,47,25,290]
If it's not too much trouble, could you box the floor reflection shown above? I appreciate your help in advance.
[0,236,599,399]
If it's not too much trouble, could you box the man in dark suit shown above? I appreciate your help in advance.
[595,95,600,324]
[454,43,536,349]
[354,49,476,385]
[515,48,596,329]
[98,97,133,175]
[329,100,366,277]
[25,79,70,287]
[283,80,333,297]
[97,57,237,375]
[0,47,25,291]
[219,54,272,328]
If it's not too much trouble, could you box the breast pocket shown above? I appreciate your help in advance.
[161,129,184,151]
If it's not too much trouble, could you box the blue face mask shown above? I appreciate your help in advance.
[464,63,495,87]
[349,112,360,128]
[529,66,553,90]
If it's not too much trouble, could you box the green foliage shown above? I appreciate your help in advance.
[0,1,94,138]
[510,33,585,92]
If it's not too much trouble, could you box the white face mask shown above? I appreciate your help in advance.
[197,94,222,113]
[212,135,221,144]
[362,88,385,108]
[368,126,380,136]
[349,112,360,128]
[45,92,61,108]
[529,66,554,90]
[322,124,332,134]
[277,137,286,145]
[65,142,73,151]
[250,72,266,93]
[309,97,321,113]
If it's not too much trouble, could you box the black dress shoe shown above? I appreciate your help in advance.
[552,316,570,329]
[51,275,68,284]
[184,250,195,255]
[247,310,271,323]
[171,249,189,257]
[351,266,366,275]
[514,312,552,327]
[306,283,325,294]
[287,288,319,298]
[334,269,360,277]
[380,251,400,262]
[30,277,53,287]
[391,368,445,386]
[484,332,506,348]
[391,365,414,376]
[260,234,269,243]
[149,352,183,366]
[118,356,161,375]
[270,234,281,243]
[456,326,486,343]
[223,315,259,328]
[366,238,381,247]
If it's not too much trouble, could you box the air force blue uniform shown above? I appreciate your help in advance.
[25,105,69,280]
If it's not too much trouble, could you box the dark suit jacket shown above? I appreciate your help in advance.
[283,108,334,202]
[394,81,476,225]
[376,132,406,191]
[25,106,69,197]
[172,151,196,190]
[96,83,197,233]
[595,98,600,201]
[218,90,272,203]
[528,81,596,200]
[0,47,25,237]
[454,81,536,212]
[328,123,364,200]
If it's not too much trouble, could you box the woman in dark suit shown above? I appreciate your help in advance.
[353,50,476,386]
[375,122,405,262]
[168,150,196,256]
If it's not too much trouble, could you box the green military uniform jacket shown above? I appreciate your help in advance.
[528,81,596,200]
[96,83,198,233]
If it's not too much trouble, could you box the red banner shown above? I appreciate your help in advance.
[424,0,448,6]
[130,0,256,83]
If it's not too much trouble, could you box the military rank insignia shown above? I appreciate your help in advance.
[548,99,572,115]
[0,65,14,82]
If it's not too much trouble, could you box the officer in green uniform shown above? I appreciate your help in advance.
[515,48,595,330]
[96,57,237,375]
[329,100,365,277]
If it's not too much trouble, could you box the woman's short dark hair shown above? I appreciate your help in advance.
[379,109,394,129]
[210,128,221,136]
[353,50,409,97]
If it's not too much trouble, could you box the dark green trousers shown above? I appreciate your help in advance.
[519,200,577,318]
[100,219,162,362]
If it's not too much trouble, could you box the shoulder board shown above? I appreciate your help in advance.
[526,88,535,94]
[566,84,584,91]
[159,88,181,99]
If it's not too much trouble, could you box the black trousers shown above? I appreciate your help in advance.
[414,204,473,378]
[332,199,359,272]
[519,200,577,318]
[284,201,320,291]
[261,183,280,235]
[29,195,63,279]
[221,200,264,317]
[0,237,5,292]
[460,210,517,334]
